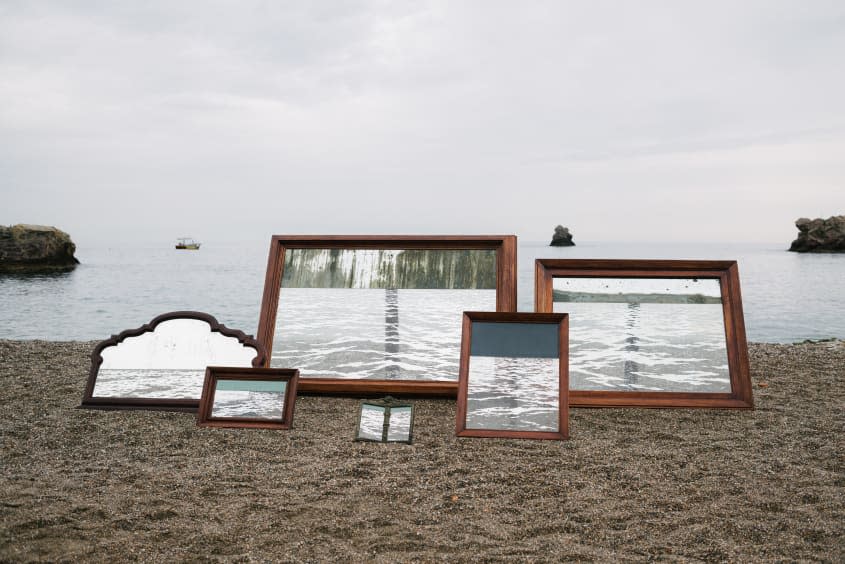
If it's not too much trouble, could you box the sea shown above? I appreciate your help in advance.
[1,240,843,344]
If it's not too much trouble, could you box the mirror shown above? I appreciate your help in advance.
[456,312,569,440]
[535,259,753,408]
[197,367,298,429]
[81,311,266,411]
[257,236,517,396]
[354,396,415,443]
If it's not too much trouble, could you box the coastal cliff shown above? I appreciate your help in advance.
[789,215,845,253]
[0,224,79,272]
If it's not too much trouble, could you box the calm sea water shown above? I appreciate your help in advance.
[0,241,843,343]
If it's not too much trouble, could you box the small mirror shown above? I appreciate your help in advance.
[81,311,266,411]
[456,312,569,440]
[197,367,298,429]
[354,396,415,443]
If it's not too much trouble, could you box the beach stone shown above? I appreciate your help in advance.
[550,224,575,246]
[0,224,79,272]
[788,215,845,252]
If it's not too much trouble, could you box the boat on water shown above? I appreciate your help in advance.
[175,237,201,250]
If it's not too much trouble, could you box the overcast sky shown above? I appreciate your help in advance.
[2,0,843,246]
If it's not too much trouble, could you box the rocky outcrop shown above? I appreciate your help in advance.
[550,225,575,247]
[0,224,79,272]
[788,215,845,253]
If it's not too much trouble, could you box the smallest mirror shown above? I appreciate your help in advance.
[354,396,415,444]
[197,367,299,429]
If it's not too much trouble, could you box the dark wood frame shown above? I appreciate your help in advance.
[534,259,753,409]
[257,235,518,396]
[456,312,570,440]
[80,311,266,412]
[196,367,299,429]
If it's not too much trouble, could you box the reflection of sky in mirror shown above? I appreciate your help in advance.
[211,380,286,419]
[100,319,257,369]
[465,356,559,432]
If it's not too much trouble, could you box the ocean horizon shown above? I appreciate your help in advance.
[1,240,842,343]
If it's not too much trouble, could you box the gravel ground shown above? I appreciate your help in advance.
[1,339,843,562]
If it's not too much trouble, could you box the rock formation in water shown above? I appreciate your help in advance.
[550,225,575,247]
[282,248,497,289]
[0,224,80,272]
[788,215,845,253]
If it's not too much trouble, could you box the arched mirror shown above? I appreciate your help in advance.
[80,311,266,411]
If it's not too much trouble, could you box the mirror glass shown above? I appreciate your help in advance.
[552,277,730,392]
[385,406,413,442]
[356,404,386,441]
[92,318,259,399]
[273,248,497,381]
[210,379,286,420]
[465,322,560,432]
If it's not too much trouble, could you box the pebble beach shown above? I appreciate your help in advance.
[1,339,843,562]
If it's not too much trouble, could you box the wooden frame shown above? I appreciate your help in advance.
[197,367,299,429]
[257,235,517,396]
[535,259,753,409]
[456,312,569,440]
[80,311,266,411]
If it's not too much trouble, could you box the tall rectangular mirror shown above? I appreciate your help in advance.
[258,236,517,395]
[456,312,569,440]
[535,259,752,408]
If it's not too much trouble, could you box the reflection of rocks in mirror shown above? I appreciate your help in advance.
[789,215,845,253]
[549,225,575,247]
[0,224,79,272]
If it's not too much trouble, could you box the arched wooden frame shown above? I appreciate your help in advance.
[257,235,518,396]
[81,311,266,411]
[535,259,753,409]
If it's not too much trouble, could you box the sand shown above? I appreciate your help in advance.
[1,339,843,562]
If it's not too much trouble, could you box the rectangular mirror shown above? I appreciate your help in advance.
[456,312,569,440]
[257,236,517,395]
[81,311,266,411]
[197,367,298,429]
[535,259,753,408]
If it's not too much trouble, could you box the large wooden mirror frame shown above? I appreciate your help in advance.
[257,235,517,396]
[535,259,753,409]
[81,311,266,411]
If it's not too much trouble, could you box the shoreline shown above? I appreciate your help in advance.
[1,339,843,561]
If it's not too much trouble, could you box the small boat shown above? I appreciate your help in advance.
[175,237,201,250]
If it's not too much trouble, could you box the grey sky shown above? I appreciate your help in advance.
[2,0,843,246]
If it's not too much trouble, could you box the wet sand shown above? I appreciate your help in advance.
[1,340,843,562]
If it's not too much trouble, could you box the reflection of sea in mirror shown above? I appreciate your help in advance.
[386,407,412,442]
[92,318,258,399]
[273,288,495,379]
[465,356,559,432]
[211,388,285,420]
[357,405,386,440]
[553,277,730,392]
[93,368,203,398]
